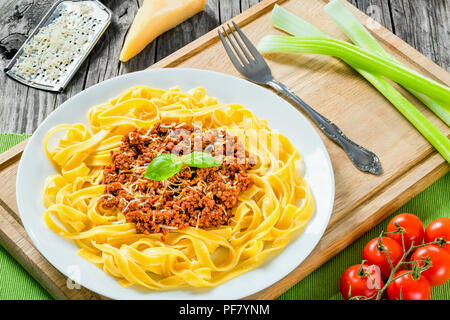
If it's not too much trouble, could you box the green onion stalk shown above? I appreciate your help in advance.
[259,4,450,163]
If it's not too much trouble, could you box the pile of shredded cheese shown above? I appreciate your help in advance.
[11,4,99,84]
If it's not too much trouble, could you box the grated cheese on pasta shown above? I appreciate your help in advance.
[11,4,98,84]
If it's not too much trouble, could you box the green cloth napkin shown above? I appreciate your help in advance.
[0,134,52,300]
[0,133,448,300]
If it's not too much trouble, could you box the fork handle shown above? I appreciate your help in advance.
[267,79,382,175]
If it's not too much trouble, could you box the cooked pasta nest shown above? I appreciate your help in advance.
[42,86,314,290]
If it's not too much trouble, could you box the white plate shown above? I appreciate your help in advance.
[17,68,334,300]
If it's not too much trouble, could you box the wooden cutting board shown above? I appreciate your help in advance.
[0,0,448,300]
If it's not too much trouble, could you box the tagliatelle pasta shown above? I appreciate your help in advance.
[42,85,314,290]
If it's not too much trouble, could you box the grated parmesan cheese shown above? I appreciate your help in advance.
[11,3,100,85]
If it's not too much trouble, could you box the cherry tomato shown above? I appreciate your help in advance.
[362,237,404,279]
[340,264,383,300]
[387,270,431,300]
[410,244,450,286]
[387,213,424,250]
[424,218,450,253]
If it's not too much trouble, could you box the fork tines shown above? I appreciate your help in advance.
[218,21,263,70]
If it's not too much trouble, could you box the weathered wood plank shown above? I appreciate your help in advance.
[0,0,448,301]
[219,0,241,23]
[242,0,264,11]
[155,0,221,61]
[0,0,448,136]
[0,0,92,134]
[348,0,394,32]
[389,0,450,71]
[0,0,56,134]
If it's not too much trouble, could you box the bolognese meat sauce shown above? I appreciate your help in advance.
[101,122,254,239]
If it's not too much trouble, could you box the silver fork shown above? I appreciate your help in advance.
[218,21,382,175]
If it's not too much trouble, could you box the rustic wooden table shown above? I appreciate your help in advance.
[0,0,448,134]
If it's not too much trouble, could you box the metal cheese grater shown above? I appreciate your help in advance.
[4,0,111,93]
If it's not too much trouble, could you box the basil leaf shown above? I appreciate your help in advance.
[144,153,183,181]
[182,151,222,168]
[144,152,222,181]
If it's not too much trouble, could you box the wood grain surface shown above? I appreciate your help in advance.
[0,0,448,300]
[0,0,449,134]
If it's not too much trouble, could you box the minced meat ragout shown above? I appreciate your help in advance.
[101,122,254,239]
